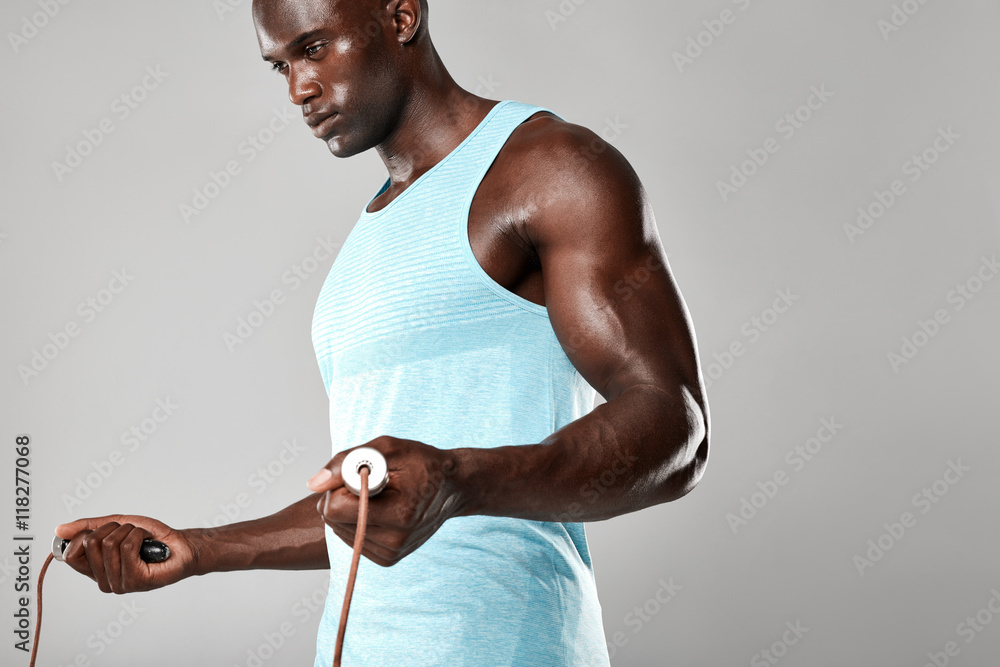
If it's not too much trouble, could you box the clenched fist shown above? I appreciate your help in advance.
[307,436,468,567]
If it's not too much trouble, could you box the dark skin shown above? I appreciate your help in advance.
[56,0,709,591]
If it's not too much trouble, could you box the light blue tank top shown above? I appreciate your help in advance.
[310,100,610,666]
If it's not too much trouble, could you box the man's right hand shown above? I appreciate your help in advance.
[55,515,200,594]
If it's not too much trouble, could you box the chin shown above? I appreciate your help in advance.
[324,136,365,159]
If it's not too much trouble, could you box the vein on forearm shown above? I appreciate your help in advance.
[455,382,707,522]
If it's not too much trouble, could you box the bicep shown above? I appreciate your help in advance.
[535,144,704,406]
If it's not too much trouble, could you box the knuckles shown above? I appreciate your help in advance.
[318,437,448,567]
[81,529,106,550]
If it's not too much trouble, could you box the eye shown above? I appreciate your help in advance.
[270,61,286,75]
[305,43,325,58]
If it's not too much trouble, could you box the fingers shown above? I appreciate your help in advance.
[307,460,343,493]
[312,445,435,567]
[62,529,98,583]
[66,522,151,594]
[55,514,127,540]
[319,490,394,563]
[79,523,118,592]
[323,499,433,567]
[328,524,416,567]
[317,486,395,536]
[317,485,413,541]
[115,526,153,592]
[317,482,405,527]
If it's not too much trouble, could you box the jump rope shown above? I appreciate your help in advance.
[31,447,389,667]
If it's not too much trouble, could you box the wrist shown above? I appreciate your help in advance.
[449,447,491,518]
[178,527,214,577]
[180,522,262,575]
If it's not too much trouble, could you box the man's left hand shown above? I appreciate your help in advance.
[306,436,465,567]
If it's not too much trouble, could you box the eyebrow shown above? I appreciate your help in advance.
[261,29,326,61]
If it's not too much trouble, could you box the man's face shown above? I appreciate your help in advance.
[253,0,406,158]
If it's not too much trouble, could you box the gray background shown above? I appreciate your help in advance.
[2,0,999,665]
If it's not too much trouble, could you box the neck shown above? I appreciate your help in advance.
[375,47,498,188]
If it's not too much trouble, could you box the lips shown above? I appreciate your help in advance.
[308,112,338,138]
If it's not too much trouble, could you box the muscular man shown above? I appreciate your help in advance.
[56,1,710,664]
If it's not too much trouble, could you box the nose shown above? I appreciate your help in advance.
[288,65,320,107]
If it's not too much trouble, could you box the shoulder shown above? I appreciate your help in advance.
[496,109,652,250]
[504,110,639,187]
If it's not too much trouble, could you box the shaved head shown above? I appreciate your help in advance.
[253,0,429,53]
[248,0,492,185]
[252,0,432,157]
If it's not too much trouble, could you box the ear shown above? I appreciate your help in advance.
[387,0,422,45]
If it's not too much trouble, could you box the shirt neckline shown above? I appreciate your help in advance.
[360,99,511,219]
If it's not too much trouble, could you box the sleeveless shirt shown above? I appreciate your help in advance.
[310,99,610,666]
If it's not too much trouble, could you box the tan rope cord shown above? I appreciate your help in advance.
[334,465,370,667]
[29,551,54,667]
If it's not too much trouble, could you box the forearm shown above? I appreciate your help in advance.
[184,493,329,576]
[452,383,708,522]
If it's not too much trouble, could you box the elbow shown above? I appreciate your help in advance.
[659,391,710,502]
[669,433,709,501]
